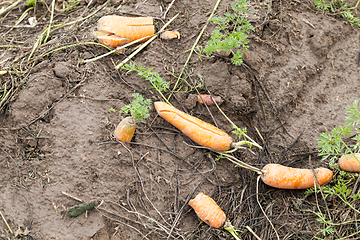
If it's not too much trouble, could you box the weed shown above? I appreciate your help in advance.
[121,62,171,104]
[63,0,79,12]
[120,93,152,123]
[318,99,360,166]
[109,107,116,113]
[204,0,254,66]
[26,0,43,6]
[313,0,360,28]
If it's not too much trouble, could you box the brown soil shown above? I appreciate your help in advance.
[1,0,360,239]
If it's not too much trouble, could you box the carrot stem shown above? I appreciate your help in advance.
[214,151,262,174]
[224,222,242,240]
[115,14,179,69]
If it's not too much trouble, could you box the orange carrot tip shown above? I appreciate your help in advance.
[339,153,360,172]
[197,94,223,105]
[160,30,180,40]
[114,116,136,143]
[154,101,233,151]
[261,164,333,189]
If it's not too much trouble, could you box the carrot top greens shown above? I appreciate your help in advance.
[204,0,254,66]
[318,99,360,166]
[120,93,152,123]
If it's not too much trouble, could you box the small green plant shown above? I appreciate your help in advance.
[121,62,170,104]
[313,0,360,28]
[26,0,43,6]
[204,0,254,66]
[63,0,79,12]
[120,93,152,123]
[318,99,360,166]
[109,107,116,113]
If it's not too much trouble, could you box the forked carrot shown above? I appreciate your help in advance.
[114,116,136,142]
[339,153,360,172]
[189,193,226,228]
[197,94,222,105]
[154,102,233,151]
[96,15,155,48]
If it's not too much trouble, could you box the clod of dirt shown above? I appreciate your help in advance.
[230,75,252,98]
[30,60,49,73]
[308,30,331,58]
[230,95,248,109]
[53,62,74,78]
[243,49,263,71]
[11,73,66,124]
[184,94,198,110]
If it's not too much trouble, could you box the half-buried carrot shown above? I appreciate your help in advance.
[114,116,136,143]
[189,193,226,228]
[154,101,233,151]
[339,153,360,172]
[96,15,155,48]
[197,94,222,105]
[260,164,333,189]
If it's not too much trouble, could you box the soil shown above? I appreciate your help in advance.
[1,0,360,239]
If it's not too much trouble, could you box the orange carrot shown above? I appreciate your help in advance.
[94,30,129,48]
[197,94,222,105]
[339,153,360,172]
[160,30,180,40]
[189,193,226,228]
[96,15,155,48]
[261,164,333,189]
[114,116,136,142]
[154,102,233,151]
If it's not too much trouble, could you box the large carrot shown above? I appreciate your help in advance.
[96,15,155,48]
[217,152,333,189]
[339,153,360,172]
[261,164,333,189]
[189,193,226,228]
[154,101,233,151]
[114,116,136,143]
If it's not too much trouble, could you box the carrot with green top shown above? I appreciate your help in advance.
[339,153,360,172]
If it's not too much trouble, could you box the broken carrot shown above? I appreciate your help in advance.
[189,193,226,228]
[197,94,222,105]
[260,164,333,189]
[339,153,360,172]
[114,116,136,143]
[96,15,155,48]
[160,30,180,40]
[154,102,233,151]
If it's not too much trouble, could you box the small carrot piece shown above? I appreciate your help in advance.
[154,102,233,151]
[339,153,360,172]
[114,116,136,142]
[160,30,180,40]
[197,94,222,105]
[97,15,154,48]
[94,30,129,48]
[261,164,333,189]
[189,193,226,228]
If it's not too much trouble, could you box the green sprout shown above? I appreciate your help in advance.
[204,0,254,66]
[120,93,152,123]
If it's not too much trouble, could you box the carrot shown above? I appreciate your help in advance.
[189,193,226,228]
[96,15,154,48]
[160,30,180,40]
[197,94,222,105]
[114,116,136,143]
[339,153,360,172]
[154,101,233,151]
[261,164,333,189]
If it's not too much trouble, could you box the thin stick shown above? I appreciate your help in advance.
[0,210,12,234]
[214,151,262,174]
[0,0,23,16]
[62,192,84,202]
[246,226,261,240]
[115,14,179,69]
[170,0,222,94]
[256,176,279,240]
[163,0,176,19]
[44,0,56,43]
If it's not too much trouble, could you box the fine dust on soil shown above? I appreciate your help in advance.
[1,0,360,239]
